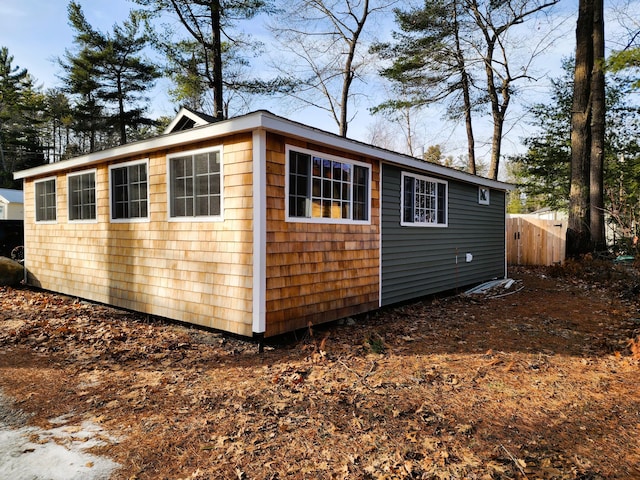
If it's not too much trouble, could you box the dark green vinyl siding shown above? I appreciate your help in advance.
[381,163,506,306]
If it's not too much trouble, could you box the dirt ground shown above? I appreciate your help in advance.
[1,262,639,479]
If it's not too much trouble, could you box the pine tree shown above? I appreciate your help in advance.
[510,61,640,246]
[373,0,560,180]
[61,2,159,148]
[133,0,288,120]
[0,47,46,187]
[373,0,478,173]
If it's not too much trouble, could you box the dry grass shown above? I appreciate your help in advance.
[1,264,639,479]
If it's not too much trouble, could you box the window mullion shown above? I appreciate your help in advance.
[349,170,355,221]
[191,156,197,216]
[306,157,312,218]
[126,167,132,217]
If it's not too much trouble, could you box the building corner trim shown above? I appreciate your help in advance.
[252,129,267,334]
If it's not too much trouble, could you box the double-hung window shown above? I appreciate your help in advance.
[109,160,148,221]
[287,146,370,223]
[68,170,96,221]
[401,172,447,227]
[35,177,57,222]
[168,147,222,219]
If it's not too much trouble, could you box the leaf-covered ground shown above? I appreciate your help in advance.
[1,264,639,479]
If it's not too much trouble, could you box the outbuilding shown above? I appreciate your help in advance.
[14,110,510,338]
[0,188,24,220]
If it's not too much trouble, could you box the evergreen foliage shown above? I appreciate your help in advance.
[372,0,560,180]
[132,0,292,119]
[509,61,640,243]
[61,2,160,149]
[0,47,46,188]
[608,48,640,89]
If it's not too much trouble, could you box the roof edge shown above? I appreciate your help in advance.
[14,109,512,191]
[14,111,267,180]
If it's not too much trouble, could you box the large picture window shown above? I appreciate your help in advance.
[68,171,96,221]
[35,178,57,222]
[401,172,447,227]
[287,147,370,223]
[168,148,222,219]
[109,161,148,221]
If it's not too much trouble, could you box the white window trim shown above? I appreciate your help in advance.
[479,187,490,205]
[67,169,98,224]
[285,144,372,225]
[108,159,150,223]
[34,176,58,224]
[166,145,224,223]
[400,171,448,228]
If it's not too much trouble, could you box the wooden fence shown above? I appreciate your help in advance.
[507,215,567,266]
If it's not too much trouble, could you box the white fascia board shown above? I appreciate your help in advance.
[15,109,513,191]
[14,113,266,180]
[382,157,513,191]
[257,113,513,192]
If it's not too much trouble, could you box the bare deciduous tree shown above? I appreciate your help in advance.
[374,0,561,180]
[270,0,397,137]
[466,0,561,179]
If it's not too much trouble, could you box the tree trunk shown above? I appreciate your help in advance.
[339,48,354,137]
[453,0,476,175]
[117,75,127,145]
[338,0,369,138]
[0,132,5,173]
[589,0,605,251]
[211,0,224,120]
[461,73,476,174]
[567,0,594,258]
[488,110,505,180]
[476,27,507,181]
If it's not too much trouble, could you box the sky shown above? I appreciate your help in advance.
[1,2,132,85]
[0,0,636,174]
[0,0,176,115]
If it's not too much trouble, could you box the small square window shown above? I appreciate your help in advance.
[479,187,490,205]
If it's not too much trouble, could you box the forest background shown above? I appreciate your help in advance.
[0,0,638,251]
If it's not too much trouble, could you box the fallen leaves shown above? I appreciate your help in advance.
[1,266,639,479]
[628,336,640,359]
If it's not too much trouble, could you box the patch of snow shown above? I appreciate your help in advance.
[0,393,120,480]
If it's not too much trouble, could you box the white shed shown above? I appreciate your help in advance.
[0,188,24,220]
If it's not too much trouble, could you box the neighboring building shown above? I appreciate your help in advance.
[14,109,511,338]
[528,207,568,221]
[0,188,24,220]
